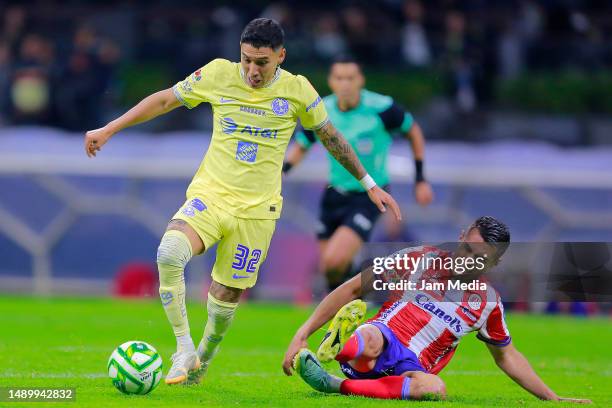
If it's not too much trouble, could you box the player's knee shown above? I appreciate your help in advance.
[356,325,384,359]
[209,280,243,303]
[156,230,193,269]
[408,372,446,401]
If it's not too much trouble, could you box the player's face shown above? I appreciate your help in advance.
[328,63,364,101]
[240,43,286,88]
[455,228,500,275]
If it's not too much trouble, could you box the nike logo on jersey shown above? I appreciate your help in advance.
[232,273,249,279]
[220,97,235,103]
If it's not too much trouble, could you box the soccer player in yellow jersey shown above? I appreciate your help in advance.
[83,18,400,385]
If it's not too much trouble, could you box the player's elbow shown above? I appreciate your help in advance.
[493,346,526,376]
[406,121,423,139]
[157,88,181,111]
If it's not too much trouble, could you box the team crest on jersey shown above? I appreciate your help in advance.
[193,69,202,81]
[467,293,482,310]
[271,98,289,115]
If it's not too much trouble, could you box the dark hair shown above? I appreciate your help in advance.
[470,216,511,256]
[331,54,361,66]
[240,18,284,50]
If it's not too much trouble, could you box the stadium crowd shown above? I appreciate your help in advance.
[1,0,611,129]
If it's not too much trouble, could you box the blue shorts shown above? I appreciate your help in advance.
[339,322,426,379]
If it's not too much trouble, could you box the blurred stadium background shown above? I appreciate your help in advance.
[0,1,611,314]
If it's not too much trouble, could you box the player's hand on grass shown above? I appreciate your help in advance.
[414,181,434,206]
[84,126,114,158]
[557,397,592,404]
[283,333,308,376]
[367,185,402,221]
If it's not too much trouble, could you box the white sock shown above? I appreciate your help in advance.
[157,230,194,352]
[199,293,237,366]
[177,333,195,352]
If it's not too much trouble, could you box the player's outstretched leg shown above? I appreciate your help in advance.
[156,229,201,384]
[341,372,446,401]
[317,299,367,362]
[293,349,343,394]
[294,348,446,401]
[188,282,239,384]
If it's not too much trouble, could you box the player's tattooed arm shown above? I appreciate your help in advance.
[315,122,366,180]
[315,122,402,220]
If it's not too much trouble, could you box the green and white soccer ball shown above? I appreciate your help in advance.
[107,341,163,395]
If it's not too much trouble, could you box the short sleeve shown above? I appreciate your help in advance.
[378,101,414,133]
[172,59,223,109]
[477,302,512,347]
[296,75,328,130]
[294,127,317,149]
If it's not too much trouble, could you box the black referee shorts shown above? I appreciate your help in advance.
[316,185,387,242]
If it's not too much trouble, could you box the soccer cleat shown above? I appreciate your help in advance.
[185,364,207,385]
[293,348,341,393]
[164,350,200,385]
[185,340,212,385]
[317,299,366,363]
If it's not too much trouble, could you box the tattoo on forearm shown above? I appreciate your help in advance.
[315,123,365,179]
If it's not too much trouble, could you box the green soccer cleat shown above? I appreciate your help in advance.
[316,299,367,363]
[185,340,212,385]
[293,348,341,394]
[185,364,207,385]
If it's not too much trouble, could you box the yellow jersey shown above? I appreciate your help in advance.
[173,58,328,220]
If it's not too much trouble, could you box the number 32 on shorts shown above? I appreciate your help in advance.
[231,244,262,279]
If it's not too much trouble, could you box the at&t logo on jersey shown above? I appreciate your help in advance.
[220,117,279,139]
[415,294,463,333]
[221,117,238,134]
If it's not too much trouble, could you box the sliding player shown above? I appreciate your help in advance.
[84,18,400,385]
[283,56,433,290]
[283,216,591,403]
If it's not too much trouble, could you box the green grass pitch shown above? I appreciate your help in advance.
[1,296,609,407]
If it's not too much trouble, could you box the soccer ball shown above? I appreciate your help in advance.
[107,341,163,395]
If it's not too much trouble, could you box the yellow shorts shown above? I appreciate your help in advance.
[172,196,276,289]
